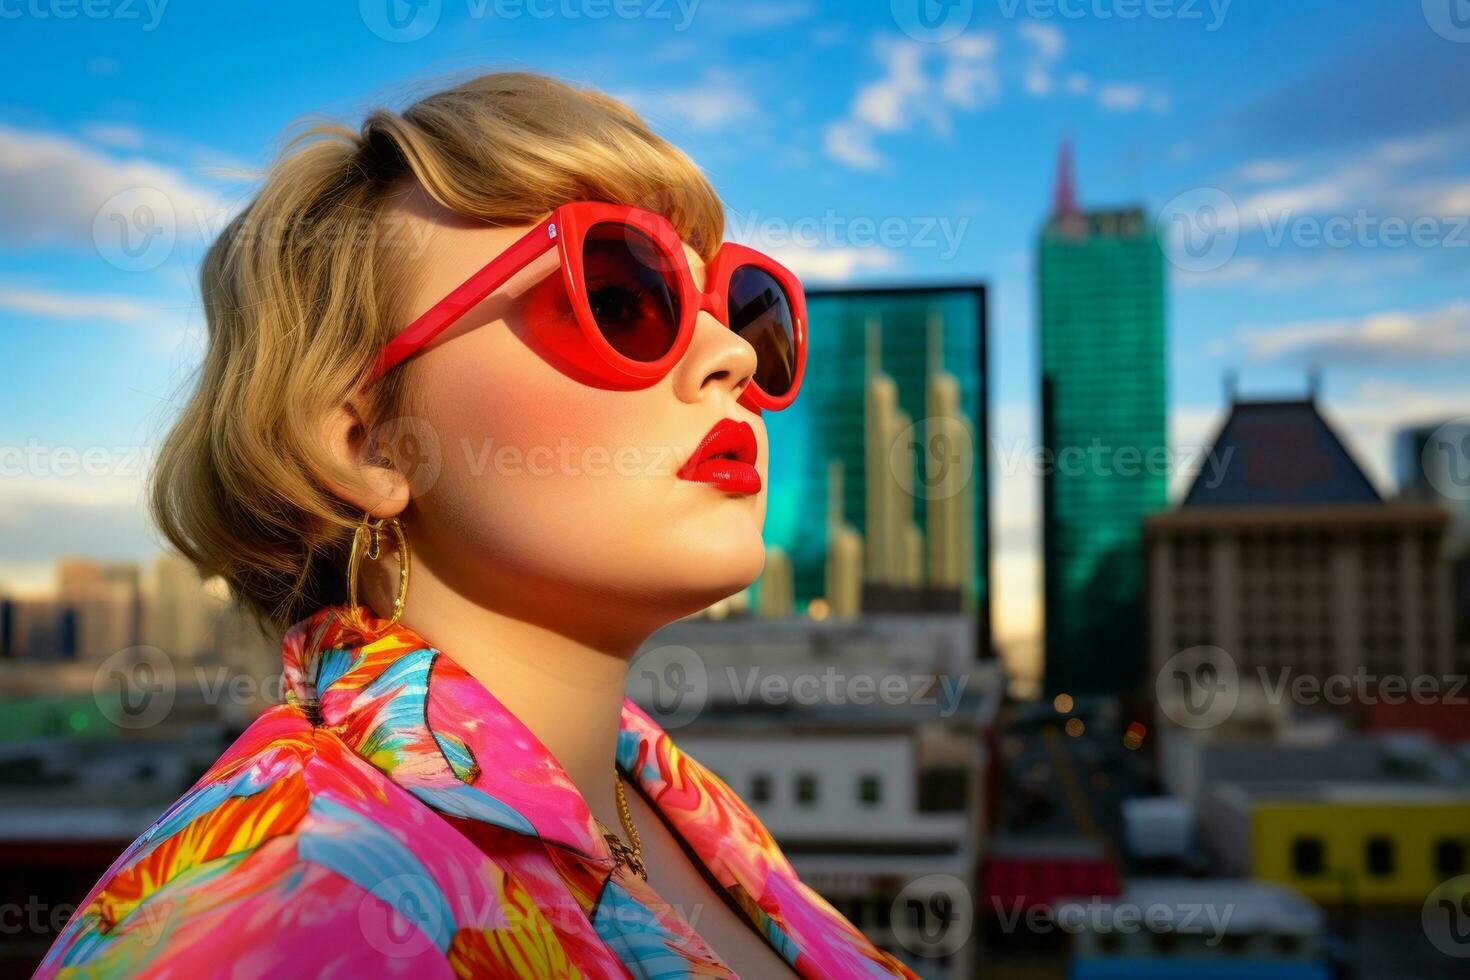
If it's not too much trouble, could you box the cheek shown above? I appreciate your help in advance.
[411,336,672,544]
[404,326,769,605]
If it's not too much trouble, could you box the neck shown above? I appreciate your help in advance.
[379,561,652,830]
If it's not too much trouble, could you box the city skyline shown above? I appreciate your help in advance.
[3,2,1469,685]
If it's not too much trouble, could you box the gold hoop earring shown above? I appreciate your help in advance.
[346,514,410,633]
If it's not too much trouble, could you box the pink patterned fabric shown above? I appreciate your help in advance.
[39,607,919,979]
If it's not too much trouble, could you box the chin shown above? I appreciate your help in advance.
[650,530,767,619]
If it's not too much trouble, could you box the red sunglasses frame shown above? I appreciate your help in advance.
[370,201,808,411]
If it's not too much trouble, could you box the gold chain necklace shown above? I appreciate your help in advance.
[602,772,647,880]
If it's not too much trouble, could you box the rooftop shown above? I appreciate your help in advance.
[1182,397,1380,508]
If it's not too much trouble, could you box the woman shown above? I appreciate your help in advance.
[39,73,919,978]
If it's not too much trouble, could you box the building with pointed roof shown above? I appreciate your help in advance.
[1146,391,1456,715]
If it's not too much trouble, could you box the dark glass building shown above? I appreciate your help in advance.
[761,285,992,656]
[1039,145,1167,696]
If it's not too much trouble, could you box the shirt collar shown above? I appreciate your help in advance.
[281,605,641,866]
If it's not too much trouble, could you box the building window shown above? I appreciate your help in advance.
[749,773,771,804]
[1292,837,1325,876]
[917,766,967,812]
[1365,837,1395,878]
[794,772,818,806]
[1436,840,1466,877]
[858,773,881,806]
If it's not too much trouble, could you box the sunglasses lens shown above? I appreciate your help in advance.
[727,265,797,398]
[582,223,682,363]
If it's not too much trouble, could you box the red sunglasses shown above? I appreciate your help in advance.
[370,202,807,411]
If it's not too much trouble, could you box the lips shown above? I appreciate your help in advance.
[677,418,761,495]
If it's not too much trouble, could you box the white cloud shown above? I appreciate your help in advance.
[756,243,899,283]
[619,71,758,132]
[82,122,147,150]
[1237,158,1299,183]
[1435,181,1470,214]
[1019,21,1065,61]
[1237,300,1470,365]
[1016,24,1164,114]
[939,34,1001,109]
[823,34,999,169]
[823,120,884,170]
[1019,21,1065,97]
[1177,251,1427,292]
[0,286,154,324]
[852,42,932,131]
[1233,128,1470,230]
[1326,381,1470,491]
[0,123,230,248]
[0,284,204,356]
[1098,82,1147,111]
[822,27,1169,167]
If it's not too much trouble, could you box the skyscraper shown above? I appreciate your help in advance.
[760,285,991,655]
[1040,143,1167,696]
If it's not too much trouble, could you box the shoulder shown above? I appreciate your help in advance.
[38,707,569,978]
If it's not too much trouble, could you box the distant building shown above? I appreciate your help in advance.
[1,597,68,661]
[1057,879,1327,980]
[1160,729,1466,811]
[1040,142,1168,697]
[760,285,991,652]
[1396,419,1470,547]
[1201,779,1470,905]
[980,834,1120,938]
[1397,419,1470,665]
[144,553,222,661]
[1147,396,1457,709]
[0,734,228,971]
[630,614,1001,980]
[56,558,142,661]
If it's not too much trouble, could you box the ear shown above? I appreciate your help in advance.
[320,397,411,519]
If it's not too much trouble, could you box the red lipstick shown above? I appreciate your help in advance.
[677,419,760,495]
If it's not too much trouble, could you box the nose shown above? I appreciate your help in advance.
[670,310,757,406]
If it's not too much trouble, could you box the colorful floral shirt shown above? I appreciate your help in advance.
[39,607,919,978]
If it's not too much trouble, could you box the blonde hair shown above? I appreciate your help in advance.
[151,72,725,629]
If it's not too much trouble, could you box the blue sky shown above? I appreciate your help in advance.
[3,0,1468,669]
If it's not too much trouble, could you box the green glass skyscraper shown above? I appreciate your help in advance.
[760,285,991,656]
[1039,144,1167,696]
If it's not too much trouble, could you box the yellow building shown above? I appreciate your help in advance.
[1206,782,1470,904]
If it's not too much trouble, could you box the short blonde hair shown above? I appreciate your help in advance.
[151,72,725,629]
